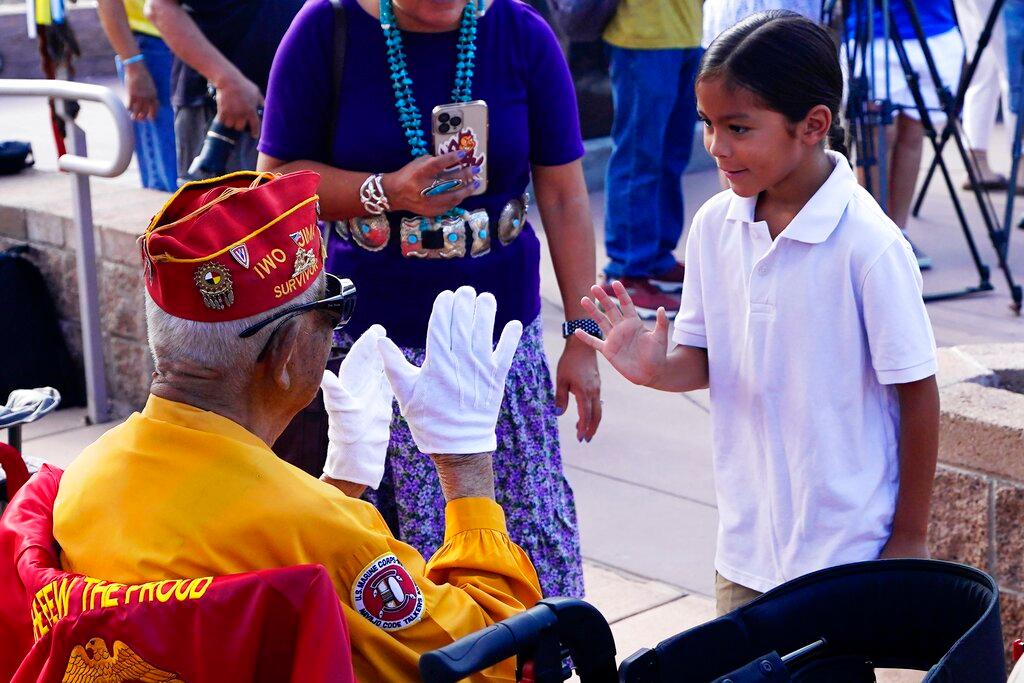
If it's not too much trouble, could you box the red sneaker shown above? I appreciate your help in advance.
[600,276,679,320]
[650,261,686,293]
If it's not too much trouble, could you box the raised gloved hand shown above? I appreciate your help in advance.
[377,286,523,455]
[321,324,393,489]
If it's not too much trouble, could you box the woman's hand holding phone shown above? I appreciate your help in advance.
[381,151,477,216]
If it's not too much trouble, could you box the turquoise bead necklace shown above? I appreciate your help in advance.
[379,0,484,159]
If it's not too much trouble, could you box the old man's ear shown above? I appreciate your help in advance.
[260,318,304,391]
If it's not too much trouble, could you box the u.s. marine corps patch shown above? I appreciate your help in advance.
[352,553,424,631]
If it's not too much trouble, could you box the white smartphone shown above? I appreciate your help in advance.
[432,100,489,196]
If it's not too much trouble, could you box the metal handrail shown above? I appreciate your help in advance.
[0,80,133,177]
[0,79,136,424]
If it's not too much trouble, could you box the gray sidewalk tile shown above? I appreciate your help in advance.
[610,594,716,664]
[568,467,718,597]
[582,561,684,624]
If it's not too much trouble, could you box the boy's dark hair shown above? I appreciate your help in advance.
[698,11,848,157]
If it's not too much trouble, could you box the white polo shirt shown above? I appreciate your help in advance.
[673,152,937,593]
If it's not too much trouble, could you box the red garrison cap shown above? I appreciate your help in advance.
[142,171,325,322]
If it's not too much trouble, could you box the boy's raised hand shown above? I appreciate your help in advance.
[574,281,670,387]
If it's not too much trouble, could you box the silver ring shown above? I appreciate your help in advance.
[420,177,464,197]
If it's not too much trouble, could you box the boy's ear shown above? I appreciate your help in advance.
[802,104,833,145]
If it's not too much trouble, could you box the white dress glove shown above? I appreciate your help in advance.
[321,324,394,489]
[376,286,523,455]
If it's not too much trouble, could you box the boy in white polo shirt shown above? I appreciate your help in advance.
[575,12,940,615]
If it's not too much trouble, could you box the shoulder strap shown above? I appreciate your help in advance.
[328,0,348,157]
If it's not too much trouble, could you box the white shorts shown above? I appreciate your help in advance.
[849,28,965,126]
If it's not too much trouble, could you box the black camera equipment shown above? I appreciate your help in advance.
[182,118,244,183]
[831,0,1021,313]
[180,85,263,184]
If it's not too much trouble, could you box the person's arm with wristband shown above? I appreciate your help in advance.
[524,13,602,443]
[534,161,602,444]
[96,0,158,121]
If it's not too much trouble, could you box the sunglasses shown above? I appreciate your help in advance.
[238,273,357,340]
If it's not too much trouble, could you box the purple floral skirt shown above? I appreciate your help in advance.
[346,317,584,598]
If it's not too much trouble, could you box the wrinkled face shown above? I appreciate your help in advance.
[696,77,804,198]
[392,0,467,31]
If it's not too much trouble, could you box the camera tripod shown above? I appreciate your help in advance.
[835,0,1022,313]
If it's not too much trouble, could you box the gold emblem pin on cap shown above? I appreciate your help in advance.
[292,247,317,278]
[194,262,235,310]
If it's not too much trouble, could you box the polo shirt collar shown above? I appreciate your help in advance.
[725,191,757,224]
[724,151,857,244]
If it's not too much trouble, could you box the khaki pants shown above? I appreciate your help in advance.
[715,572,763,616]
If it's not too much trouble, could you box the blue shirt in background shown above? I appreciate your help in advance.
[846,0,956,41]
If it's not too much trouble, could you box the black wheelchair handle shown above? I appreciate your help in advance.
[420,605,558,682]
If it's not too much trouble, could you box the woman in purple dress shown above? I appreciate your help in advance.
[257,0,600,597]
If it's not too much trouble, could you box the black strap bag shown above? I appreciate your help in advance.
[0,246,83,406]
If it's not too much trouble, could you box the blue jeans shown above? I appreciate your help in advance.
[116,33,177,192]
[604,45,703,279]
[1007,0,1024,115]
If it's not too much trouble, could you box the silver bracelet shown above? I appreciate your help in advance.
[359,173,390,215]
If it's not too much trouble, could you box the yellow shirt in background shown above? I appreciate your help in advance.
[604,0,703,49]
[54,395,542,682]
[124,0,161,38]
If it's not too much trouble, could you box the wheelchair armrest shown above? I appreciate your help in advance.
[419,597,617,683]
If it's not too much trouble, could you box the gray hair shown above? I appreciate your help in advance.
[145,271,326,382]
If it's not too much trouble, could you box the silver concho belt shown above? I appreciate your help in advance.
[337,193,529,259]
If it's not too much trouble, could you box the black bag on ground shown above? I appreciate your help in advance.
[0,246,84,406]
[0,142,34,176]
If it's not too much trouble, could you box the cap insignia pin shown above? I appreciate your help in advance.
[229,244,250,269]
[289,231,303,245]
[292,247,317,278]
[194,262,235,310]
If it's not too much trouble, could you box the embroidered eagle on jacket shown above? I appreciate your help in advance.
[62,637,181,682]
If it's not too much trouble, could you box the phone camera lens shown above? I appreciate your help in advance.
[450,116,462,127]
[438,113,450,123]
[439,123,451,133]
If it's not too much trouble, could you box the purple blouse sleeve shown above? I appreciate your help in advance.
[522,8,584,167]
[259,0,335,162]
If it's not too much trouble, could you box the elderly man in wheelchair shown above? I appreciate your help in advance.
[0,170,542,682]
